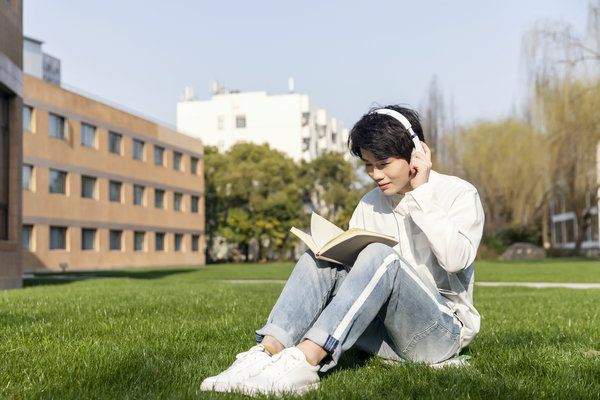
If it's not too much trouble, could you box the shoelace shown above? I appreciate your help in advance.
[233,346,269,365]
[261,350,304,378]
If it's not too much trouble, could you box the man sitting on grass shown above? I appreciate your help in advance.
[201,105,485,396]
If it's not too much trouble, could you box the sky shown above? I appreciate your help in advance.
[23,0,590,131]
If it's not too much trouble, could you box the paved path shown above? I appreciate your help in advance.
[475,282,600,289]
[222,280,600,289]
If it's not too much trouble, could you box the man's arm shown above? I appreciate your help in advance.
[406,181,485,273]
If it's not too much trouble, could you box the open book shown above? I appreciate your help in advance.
[290,212,398,267]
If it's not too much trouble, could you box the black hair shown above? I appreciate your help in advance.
[348,105,425,161]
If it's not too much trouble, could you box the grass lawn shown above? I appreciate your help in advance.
[1,259,599,399]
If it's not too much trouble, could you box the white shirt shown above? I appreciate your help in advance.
[349,171,485,347]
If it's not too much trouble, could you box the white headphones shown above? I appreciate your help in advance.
[374,108,425,154]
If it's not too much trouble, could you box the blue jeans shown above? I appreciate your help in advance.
[255,243,462,371]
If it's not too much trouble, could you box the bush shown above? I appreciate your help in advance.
[480,226,542,259]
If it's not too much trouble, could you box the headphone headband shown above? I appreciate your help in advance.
[373,108,425,154]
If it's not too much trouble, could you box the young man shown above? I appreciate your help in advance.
[200,105,485,396]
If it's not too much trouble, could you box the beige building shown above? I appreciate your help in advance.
[0,0,24,288]
[22,74,205,271]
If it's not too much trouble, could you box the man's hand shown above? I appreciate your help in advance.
[409,142,432,190]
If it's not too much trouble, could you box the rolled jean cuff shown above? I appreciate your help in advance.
[255,323,295,349]
[303,327,341,372]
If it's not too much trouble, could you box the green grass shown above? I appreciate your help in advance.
[2,259,599,399]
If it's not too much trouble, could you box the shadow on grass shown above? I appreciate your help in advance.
[23,268,199,288]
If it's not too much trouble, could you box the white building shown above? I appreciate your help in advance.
[176,81,349,161]
[550,142,600,255]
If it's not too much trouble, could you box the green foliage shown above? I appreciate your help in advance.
[299,152,364,227]
[481,226,544,258]
[442,119,547,234]
[205,145,360,262]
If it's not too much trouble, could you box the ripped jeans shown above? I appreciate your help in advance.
[255,243,462,371]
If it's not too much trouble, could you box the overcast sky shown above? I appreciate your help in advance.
[23,0,589,130]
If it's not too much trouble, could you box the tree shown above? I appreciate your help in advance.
[298,152,362,227]
[206,143,303,261]
[524,2,600,254]
[421,75,447,166]
[442,119,548,234]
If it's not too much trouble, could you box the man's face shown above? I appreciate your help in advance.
[361,148,412,195]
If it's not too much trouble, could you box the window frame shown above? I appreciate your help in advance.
[81,175,96,199]
[108,131,122,155]
[109,230,122,251]
[132,139,144,160]
[109,180,122,203]
[22,164,34,191]
[49,226,67,250]
[49,113,66,140]
[173,151,182,170]
[81,228,96,251]
[49,169,67,194]
[80,122,96,148]
[154,145,164,166]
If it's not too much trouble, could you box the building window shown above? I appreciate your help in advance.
[23,105,33,131]
[132,139,144,160]
[302,112,310,126]
[50,226,67,250]
[133,185,144,206]
[302,137,311,152]
[81,122,96,148]
[134,231,145,251]
[81,228,96,250]
[109,181,122,202]
[191,234,199,252]
[217,115,224,130]
[154,189,165,208]
[154,145,164,166]
[23,164,33,191]
[236,115,246,128]
[49,169,67,194]
[173,151,182,170]
[155,232,165,251]
[191,195,199,213]
[109,131,122,154]
[81,175,96,199]
[565,219,575,243]
[174,192,182,211]
[49,113,66,139]
[174,233,183,252]
[191,157,198,175]
[109,230,122,250]
[23,224,33,250]
[591,213,599,242]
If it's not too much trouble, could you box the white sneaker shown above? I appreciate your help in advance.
[240,347,320,396]
[200,344,274,392]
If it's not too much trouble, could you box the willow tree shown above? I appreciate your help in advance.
[524,2,600,254]
[442,119,547,234]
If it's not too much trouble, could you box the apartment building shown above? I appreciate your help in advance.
[22,74,205,271]
[0,0,23,288]
[177,81,349,161]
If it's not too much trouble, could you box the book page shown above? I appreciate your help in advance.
[290,227,319,255]
[310,212,344,249]
[320,231,398,266]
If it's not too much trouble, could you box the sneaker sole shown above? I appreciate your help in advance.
[240,382,319,396]
[200,380,242,393]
